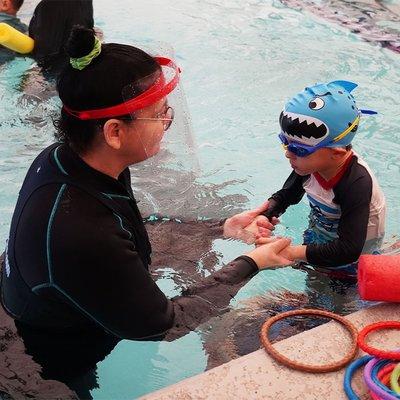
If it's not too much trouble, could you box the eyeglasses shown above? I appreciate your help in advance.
[135,106,175,131]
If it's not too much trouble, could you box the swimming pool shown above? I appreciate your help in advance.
[1,0,400,398]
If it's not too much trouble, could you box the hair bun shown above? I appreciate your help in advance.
[65,25,96,58]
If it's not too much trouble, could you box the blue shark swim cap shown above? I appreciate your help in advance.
[279,80,376,148]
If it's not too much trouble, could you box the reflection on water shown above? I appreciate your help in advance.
[131,165,249,219]
[199,268,367,370]
[281,0,400,53]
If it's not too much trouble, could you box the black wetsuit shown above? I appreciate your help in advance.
[1,143,258,388]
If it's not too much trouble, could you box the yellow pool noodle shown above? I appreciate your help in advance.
[0,23,34,54]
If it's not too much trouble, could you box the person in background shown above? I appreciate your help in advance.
[29,0,94,75]
[0,0,27,63]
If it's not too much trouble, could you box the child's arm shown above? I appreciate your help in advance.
[281,245,307,262]
[257,175,374,267]
[244,171,307,239]
[261,171,307,220]
[259,197,369,265]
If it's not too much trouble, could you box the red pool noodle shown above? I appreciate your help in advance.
[358,255,400,302]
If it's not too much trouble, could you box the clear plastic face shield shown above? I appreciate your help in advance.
[120,51,199,222]
[62,49,199,223]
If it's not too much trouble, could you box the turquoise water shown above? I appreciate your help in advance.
[1,0,400,398]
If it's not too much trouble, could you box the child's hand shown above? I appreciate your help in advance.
[243,216,275,239]
[223,201,275,244]
[269,216,280,226]
[256,236,296,265]
[256,235,279,247]
[255,241,306,264]
[246,237,293,269]
[277,246,295,264]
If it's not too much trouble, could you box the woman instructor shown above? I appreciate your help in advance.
[1,26,290,394]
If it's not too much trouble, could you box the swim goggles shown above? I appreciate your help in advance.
[278,114,360,158]
[278,134,319,157]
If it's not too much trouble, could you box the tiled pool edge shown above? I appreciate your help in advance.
[140,303,400,400]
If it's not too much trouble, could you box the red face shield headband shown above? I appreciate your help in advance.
[62,57,180,120]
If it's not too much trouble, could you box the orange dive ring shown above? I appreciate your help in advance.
[260,309,359,373]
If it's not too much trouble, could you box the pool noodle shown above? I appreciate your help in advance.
[358,255,400,302]
[0,23,34,54]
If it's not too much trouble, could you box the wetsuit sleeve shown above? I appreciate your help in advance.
[45,187,257,341]
[261,171,307,219]
[166,256,258,341]
[306,173,373,267]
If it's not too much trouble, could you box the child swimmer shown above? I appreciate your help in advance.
[250,80,386,278]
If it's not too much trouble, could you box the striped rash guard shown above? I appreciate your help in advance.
[263,153,386,275]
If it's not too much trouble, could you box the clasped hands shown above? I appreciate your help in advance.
[223,201,296,269]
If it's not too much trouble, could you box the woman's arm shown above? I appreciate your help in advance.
[43,186,290,341]
[166,238,292,340]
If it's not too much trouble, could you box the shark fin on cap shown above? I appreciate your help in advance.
[330,80,358,93]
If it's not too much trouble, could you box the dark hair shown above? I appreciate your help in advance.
[11,0,24,10]
[55,26,161,154]
[29,0,94,74]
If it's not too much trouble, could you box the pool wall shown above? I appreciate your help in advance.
[141,303,400,400]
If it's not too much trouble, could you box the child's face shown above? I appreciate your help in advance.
[285,146,340,176]
[0,0,15,14]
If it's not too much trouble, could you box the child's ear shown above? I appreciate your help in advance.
[330,147,348,159]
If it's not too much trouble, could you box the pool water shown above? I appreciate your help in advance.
[1,0,400,398]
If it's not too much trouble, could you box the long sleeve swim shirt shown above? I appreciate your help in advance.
[262,153,386,270]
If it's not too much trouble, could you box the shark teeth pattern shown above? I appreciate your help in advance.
[280,110,329,146]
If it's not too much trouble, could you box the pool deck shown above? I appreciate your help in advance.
[140,303,400,400]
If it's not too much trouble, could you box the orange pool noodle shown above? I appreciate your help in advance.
[358,255,400,302]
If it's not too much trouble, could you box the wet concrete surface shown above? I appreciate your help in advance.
[141,303,400,400]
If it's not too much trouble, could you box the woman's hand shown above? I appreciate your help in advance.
[223,201,276,244]
[246,237,293,269]
[255,238,307,265]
